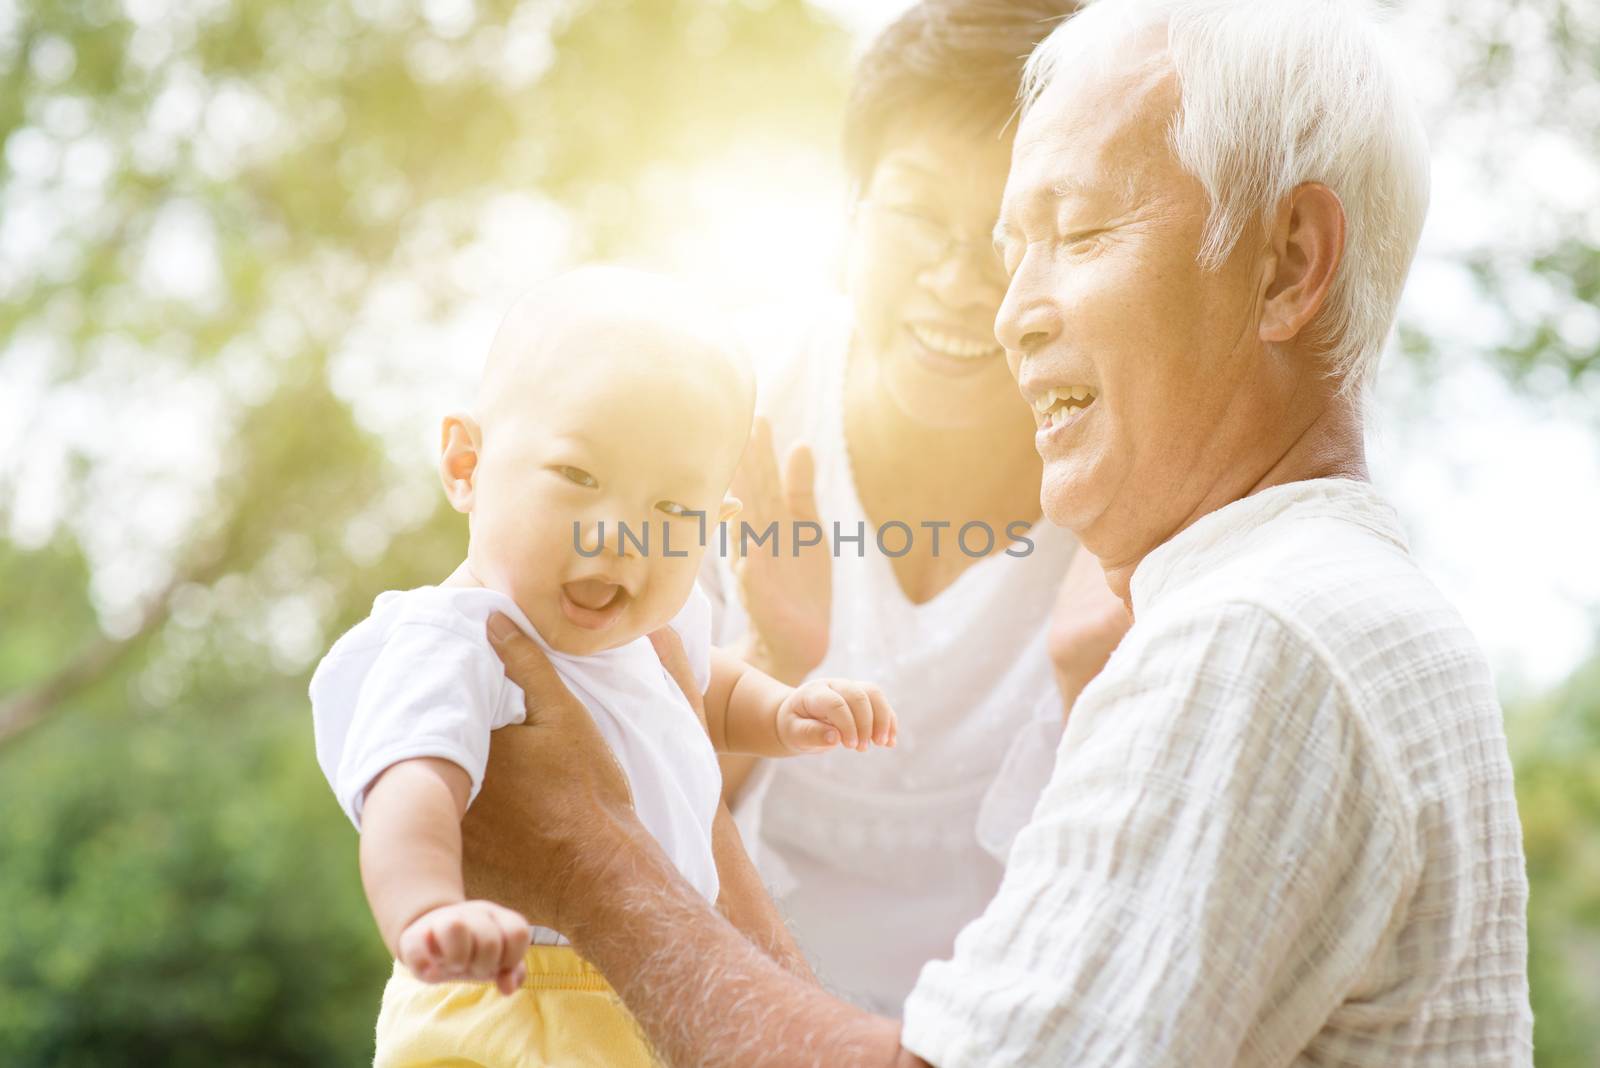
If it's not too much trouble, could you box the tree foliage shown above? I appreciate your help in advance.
[1510,651,1600,1067]
[1419,0,1600,395]
[1,0,848,1061]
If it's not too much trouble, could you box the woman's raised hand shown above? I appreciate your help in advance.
[729,417,831,685]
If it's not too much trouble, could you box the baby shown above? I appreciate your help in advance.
[309,268,897,1068]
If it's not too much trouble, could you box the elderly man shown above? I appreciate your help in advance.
[461,0,1533,1064]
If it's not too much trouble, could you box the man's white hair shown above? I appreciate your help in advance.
[1022,0,1430,391]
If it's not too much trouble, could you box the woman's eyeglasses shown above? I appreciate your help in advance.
[860,200,1008,286]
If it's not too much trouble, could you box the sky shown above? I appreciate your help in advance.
[3,0,1597,694]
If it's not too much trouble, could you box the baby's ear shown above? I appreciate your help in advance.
[717,495,742,523]
[439,413,482,514]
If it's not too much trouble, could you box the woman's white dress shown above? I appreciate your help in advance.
[701,302,1076,1013]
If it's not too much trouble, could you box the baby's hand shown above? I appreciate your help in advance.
[776,679,898,754]
[397,900,531,995]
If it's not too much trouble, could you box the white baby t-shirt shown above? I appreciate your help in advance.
[308,582,723,932]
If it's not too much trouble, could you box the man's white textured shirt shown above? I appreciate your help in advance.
[901,478,1532,1067]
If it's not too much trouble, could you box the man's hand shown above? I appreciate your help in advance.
[396,899,530,994]
[460,613,641,935]
[468,616,929,1068]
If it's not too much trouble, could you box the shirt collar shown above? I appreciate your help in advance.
[1129,477,1409,616]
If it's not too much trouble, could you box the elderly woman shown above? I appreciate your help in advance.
[701,0,1101,1015]
[464,0,1533,1065]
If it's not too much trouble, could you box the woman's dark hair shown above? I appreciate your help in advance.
[842,0,1082,196]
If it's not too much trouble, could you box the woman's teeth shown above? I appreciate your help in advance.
[1033,385,1097,428]
[909,324,1001,360]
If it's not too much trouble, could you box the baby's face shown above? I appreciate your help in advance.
[463,354,746,656]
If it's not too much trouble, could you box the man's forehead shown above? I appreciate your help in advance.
[1005,41,1179,210]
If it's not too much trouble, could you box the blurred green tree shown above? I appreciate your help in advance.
[1509,648,1600,1068]
[1412,0,1600,396]
[0,0,849,1061]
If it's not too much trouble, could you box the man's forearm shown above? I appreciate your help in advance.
[571,820,927,1068]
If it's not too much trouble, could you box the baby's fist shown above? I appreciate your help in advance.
[777,678,898,754]
[397,900,531,995]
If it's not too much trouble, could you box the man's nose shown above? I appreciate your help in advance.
[995,264,1061,360]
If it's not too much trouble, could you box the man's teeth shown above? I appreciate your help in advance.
[910,324,1001,360]
[1032,385,1097,428]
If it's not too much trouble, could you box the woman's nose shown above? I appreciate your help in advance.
[919,243,1006,315]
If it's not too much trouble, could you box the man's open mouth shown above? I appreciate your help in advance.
[1032,385,1098,430]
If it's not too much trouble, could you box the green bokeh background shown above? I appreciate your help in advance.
[1,1,1595,1064]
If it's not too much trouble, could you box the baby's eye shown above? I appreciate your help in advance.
[656,500,692,517]
[555,465,598,488]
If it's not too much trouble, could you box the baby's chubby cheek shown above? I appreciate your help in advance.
[630,561,701,630]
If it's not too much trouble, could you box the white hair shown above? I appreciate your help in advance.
[1022,0,1431,391]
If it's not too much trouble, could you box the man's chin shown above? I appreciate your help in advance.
[1038,467,1104,538]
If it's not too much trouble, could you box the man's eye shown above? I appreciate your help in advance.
[556,466,598,488]
[656,500,692,517]
[1060,229,1105,255]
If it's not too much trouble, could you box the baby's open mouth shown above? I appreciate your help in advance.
[563,578,622,611]
[560,578,630,631]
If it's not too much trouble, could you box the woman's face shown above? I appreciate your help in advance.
[846,120,1020,431]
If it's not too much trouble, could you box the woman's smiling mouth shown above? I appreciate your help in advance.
[905,322,1004,377]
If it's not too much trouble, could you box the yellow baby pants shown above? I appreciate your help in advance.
[373,945,661,1068]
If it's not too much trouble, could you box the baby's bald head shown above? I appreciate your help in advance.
[477,267,754,464]
[447,269,755,653]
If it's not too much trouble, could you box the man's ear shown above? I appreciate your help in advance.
[440,413,482,514]
[1259,181,1346,346]
[718,495,742,523]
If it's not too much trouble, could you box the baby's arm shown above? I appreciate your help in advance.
[704,647,898,756]
[360,757,530,994]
